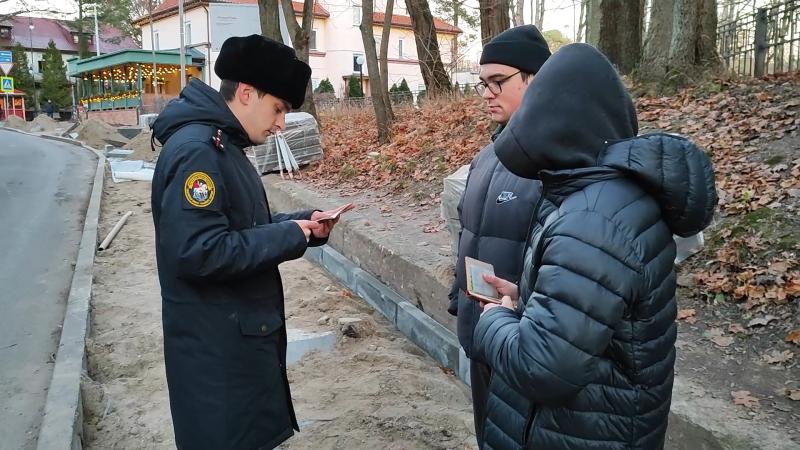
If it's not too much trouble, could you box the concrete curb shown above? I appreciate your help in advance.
[267,178,792,450]
[311,245,464,379]
[265,176,456,331]
[34,140,105,450]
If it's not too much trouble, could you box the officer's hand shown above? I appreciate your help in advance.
[481,274,519,303]
[292,220,323,242]
[311,221,333,238]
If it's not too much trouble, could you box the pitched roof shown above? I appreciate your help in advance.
[140,0,329,23]
[373,12,461,34]
[0,16,138,54]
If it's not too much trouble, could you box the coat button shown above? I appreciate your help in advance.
[260,324,268,333]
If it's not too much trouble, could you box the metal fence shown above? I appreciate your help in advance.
[314,83,481,112]
[718,0,800,77]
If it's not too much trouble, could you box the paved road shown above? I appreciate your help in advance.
[0,130,97,449]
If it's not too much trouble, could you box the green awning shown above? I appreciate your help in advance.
[67,49,202,77]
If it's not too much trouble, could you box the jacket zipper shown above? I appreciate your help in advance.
[519,186,547,312]
[522,405,539,449]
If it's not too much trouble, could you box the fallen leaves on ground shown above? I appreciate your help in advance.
[308,96,492,197]
[706,328,735,347]
[309,76,800,316]
[786,330,800,345]
[762,349,794,364]
[729,323,746,334]
[731,390,760,408]
[676,309,697,324]
[747,315,780,328]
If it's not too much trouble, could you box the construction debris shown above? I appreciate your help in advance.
[247,112,323,174]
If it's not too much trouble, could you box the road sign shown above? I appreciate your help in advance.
[1,77,14,93]
[0,51,12,75]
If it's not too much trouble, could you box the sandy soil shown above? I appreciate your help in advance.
[74,119,130,150]
[84,178,476,450]
[3,115,29,130]
[28,115,63,133]
[123,130,159,161]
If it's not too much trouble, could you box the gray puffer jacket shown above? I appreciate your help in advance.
[472,44,717,450]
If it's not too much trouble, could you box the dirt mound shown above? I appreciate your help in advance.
[28,114,61,132]
[74,119,130,149]
[4,115,28,130]
[123,130,159,161]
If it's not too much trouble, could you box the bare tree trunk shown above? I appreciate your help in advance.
[259,0,282,42]
[534,0,544,29]
[697,0,721,66]
[590,0,644,74]
[479,0,510,44]
[360,0,392,143]
[511,0,524,26]
[576,0,588,42]
[668,0,721,84]
[279,0,319,121]
[638,0,674,81]
[406,0,453,95]
[380,0,395,120]
[359,0,392,144]
[78,0,89,59]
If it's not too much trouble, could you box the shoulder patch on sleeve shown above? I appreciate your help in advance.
[184,171,216,208]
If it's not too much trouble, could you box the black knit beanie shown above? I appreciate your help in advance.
[479,25,552,74]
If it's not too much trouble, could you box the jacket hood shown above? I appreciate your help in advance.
[494,43,638,178]
[152,79,251,148]
[494,44,717,236]
[601,133,718,236]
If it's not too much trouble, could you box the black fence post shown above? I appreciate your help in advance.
[755,8,769,77]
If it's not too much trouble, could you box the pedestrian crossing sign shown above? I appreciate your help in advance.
[1,77,12,93]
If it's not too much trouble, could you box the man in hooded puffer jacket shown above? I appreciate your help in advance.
[447,25,551,449]
[472,44,718,450]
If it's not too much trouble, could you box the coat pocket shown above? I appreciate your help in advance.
[238,307,284,337]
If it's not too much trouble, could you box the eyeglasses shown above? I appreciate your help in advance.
[474,71,522,96]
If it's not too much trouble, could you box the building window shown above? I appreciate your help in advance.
[309,29,317,50]
[73,33,92,44]
[185,22,192,45]
[154,32,160,50]
[0,27,10,39]
[352,6,361,26]
[398,39,404,58]
[374,35,381,51]
[38,60,45,73]
[353,53,363,72]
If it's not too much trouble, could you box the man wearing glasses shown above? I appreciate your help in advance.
[447,25,551,448]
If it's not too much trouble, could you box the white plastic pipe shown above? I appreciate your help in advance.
[98,211,133,251]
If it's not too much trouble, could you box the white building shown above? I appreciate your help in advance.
[134,0,461,97]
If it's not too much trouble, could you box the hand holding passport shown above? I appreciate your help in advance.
[314,203,355,223]
[465,257,503,304]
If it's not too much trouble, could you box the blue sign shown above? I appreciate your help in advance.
[1,77,13,92]
[0,51,11,63]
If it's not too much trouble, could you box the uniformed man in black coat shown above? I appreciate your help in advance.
[151,35,339,450]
